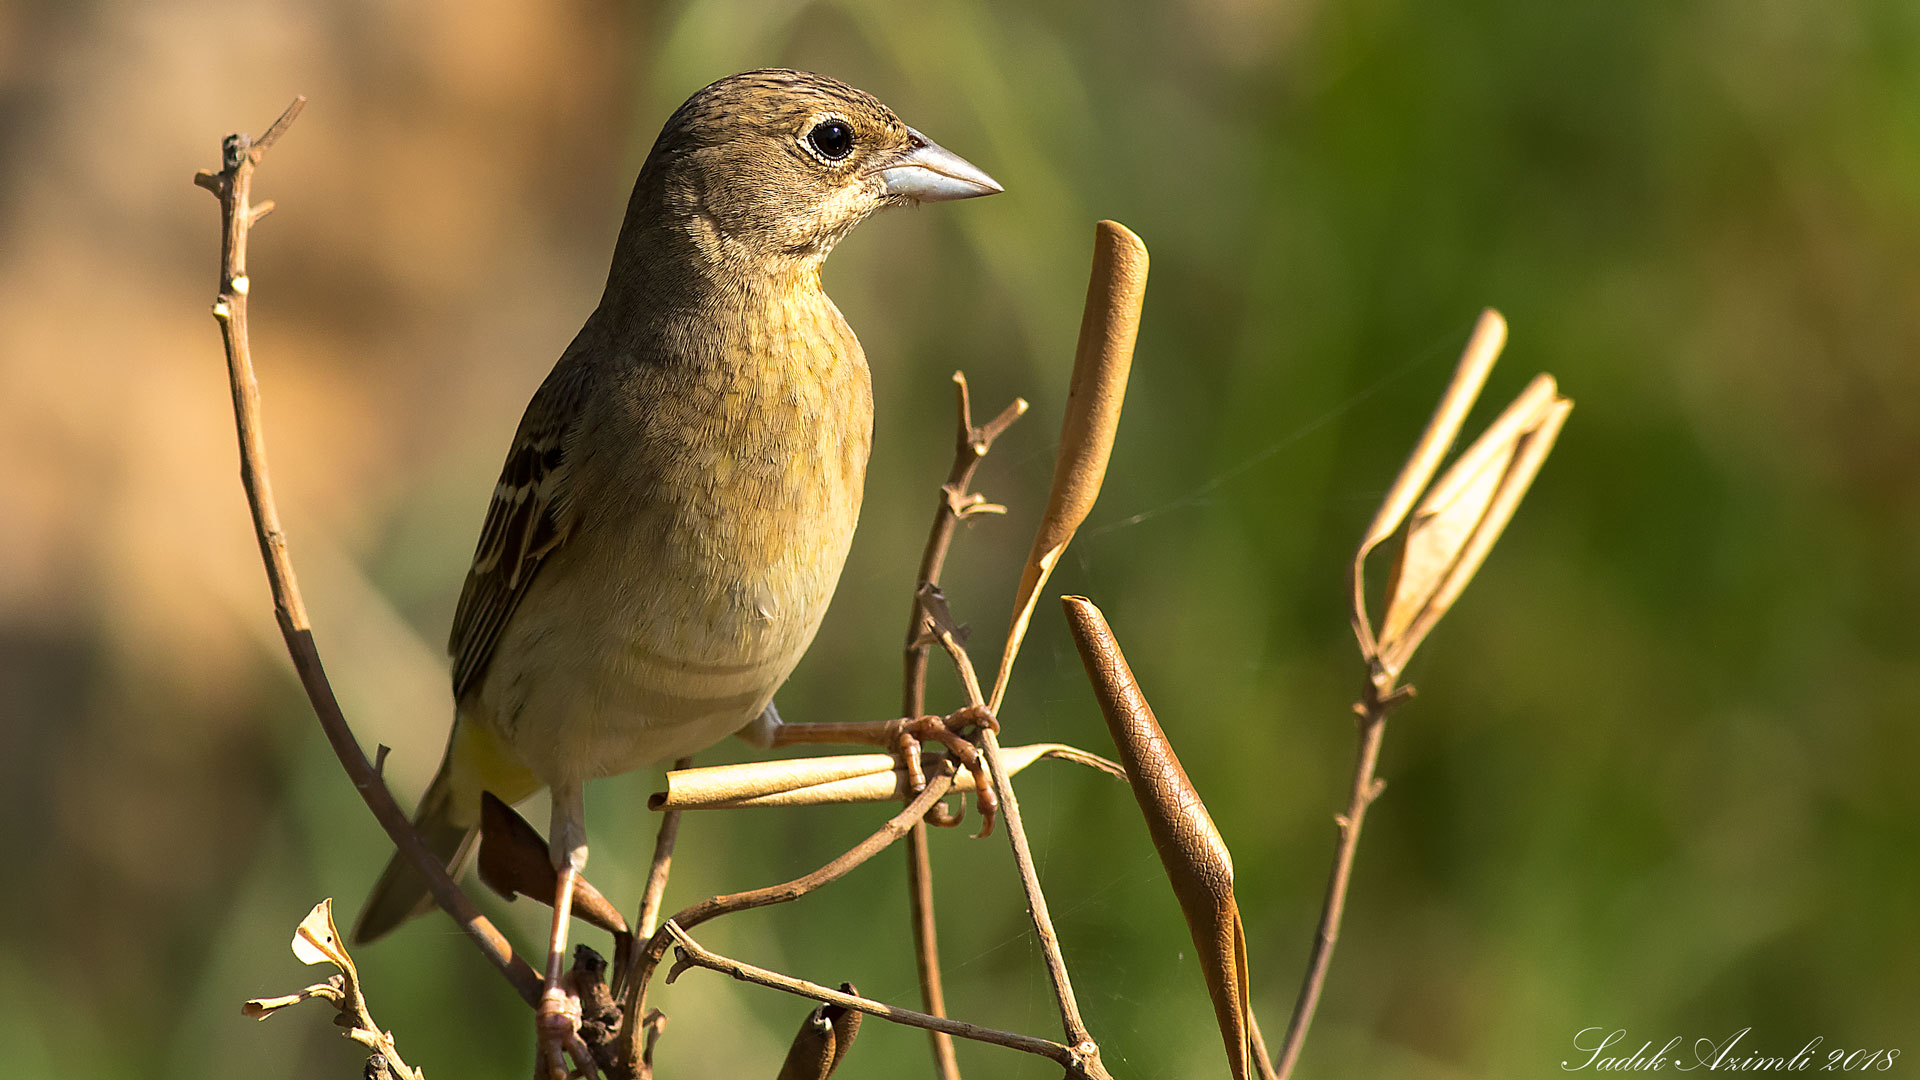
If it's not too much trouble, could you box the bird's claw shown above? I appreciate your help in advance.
[893,708,998,835]
[536,985,600,1080]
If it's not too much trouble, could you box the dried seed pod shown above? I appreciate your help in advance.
[1351,309,1572,679]
[991,220,1148,712]
[1063,597,1251,1079]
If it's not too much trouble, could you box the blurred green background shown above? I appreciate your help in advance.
[3,0,1917,1076]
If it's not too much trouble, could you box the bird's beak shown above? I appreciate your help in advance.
[880,128,1003,202]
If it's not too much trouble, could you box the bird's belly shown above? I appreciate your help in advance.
[470,500,851,787]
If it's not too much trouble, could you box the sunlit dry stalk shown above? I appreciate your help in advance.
[649,743,1117,811]
[974,727,1100,1057]
[900,220,1152,1076]
[243,900,423,1080]
[1277,309,1572,1079]
[194,98,541,1006]
[1062,597,1255,1079]
[905,372,1027,715]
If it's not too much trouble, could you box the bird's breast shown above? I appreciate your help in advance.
[563,288,873,744]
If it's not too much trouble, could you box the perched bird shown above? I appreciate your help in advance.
[350,68,1000,966]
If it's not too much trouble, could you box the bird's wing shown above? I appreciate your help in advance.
[448,350,597,699]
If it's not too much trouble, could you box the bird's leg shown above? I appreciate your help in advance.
[535,783,599,1080]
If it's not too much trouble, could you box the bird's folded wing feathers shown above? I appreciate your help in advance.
[449,352,595,698]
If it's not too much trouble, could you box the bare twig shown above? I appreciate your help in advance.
[902,237,1161,1067]
[976,727,1099,1067]
[194,98,540,1006]
[617,773,956,1073]
[904,824,954,1078]
[1273,683,1400,1079]
[904,372,1027,714]
[663,923,1114,1078]
[637,756,691,940]
[897,373,1023,1080]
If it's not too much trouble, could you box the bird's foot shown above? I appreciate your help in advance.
[895,707,999,836]
[535,982,600,1080]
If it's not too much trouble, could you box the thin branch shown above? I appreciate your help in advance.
[1272,679,1407,1079]
[977,728,1097,1061]
[904,824,956,1078]
[663,923,1109,1075]
[901,371,1023,1080]
[616,773,955,1073]
[637,757,691,940]
[926,579,1101,1066]
[1285,309,1564,1076]
[904,372,1027,715]
[194,98,541,1006]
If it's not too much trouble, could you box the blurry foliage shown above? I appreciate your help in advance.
[2,0,1918,1077]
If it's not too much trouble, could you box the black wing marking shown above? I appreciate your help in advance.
[448,351,596,699]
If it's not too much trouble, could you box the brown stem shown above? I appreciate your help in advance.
[636,757,690,941]
[663,923,1113,1078]
[905,824,958,1078]
[616,773,955,1071]
[977,728,1094,1055]
[193,98,541,1006]
[922,586,1098,1060]
[1273,678,1403,1079]
[903,373,1026,712]
[899,372,1024,1079]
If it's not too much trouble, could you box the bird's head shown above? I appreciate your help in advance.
[631,69,1001,279]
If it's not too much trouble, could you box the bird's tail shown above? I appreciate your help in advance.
[351,718,537,945]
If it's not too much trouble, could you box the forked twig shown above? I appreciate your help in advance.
[617,774,956,1071]
[927,624,1099,1064]
[1273,682,1399,1079]
[904,373,1027,714]
[899,372,1024,1080]
[194,97,541,1006]
[977,726,1100,1066]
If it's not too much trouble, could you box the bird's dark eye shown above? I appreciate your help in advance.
[808,120,855,161]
